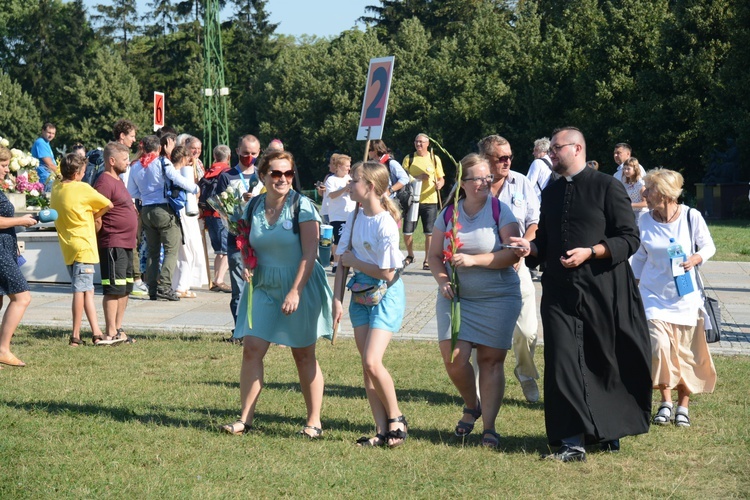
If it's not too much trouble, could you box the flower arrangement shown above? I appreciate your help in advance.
[208,186,258,328]
[428,137,463,362]
[0,137,48,209]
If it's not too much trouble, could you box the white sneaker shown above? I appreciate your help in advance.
[130,280,148,297]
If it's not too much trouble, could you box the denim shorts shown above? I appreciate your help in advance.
[348,272,405,333]
[205,216,228,254]
[67,262,96,293]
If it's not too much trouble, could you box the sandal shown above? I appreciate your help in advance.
[652,403,673,425]
[115,328,136,344]
[356,433,386,447]
[455,405,482,437]
[220,420,252,435]
[403,255,415,267]
[481,429,501,449]
[176,290,197,298]
[386,415,408,448]
[92,335,117,346]
[674,411,691,428]
[422,262,430,270]
[298,425,323,439]
[69,336,85,347]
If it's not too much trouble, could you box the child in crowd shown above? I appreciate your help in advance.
[332,161,407,448]
[50,153,118,346]
[324,154,355,273]
[621,157,648,225]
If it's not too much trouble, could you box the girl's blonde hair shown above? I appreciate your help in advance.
[352,161,401,222]
[623,157,642,182]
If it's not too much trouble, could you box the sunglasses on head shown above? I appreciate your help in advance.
[268,169,295,180]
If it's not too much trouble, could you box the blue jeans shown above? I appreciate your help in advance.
[227,236,245,324]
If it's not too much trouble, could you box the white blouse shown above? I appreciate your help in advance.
[630,205,716,326]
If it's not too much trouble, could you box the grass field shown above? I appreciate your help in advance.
[1,329,748,498]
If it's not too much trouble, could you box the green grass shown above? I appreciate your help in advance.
[708,219,750,262]
[1,328,748,498]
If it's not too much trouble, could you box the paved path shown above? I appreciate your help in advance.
[18,255,750,356]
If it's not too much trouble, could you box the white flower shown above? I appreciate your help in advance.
[10,148,23,159]
[225,185,236,195]
[9,158,20,172]
[220,191,228,200]
[18,156,29,167]
[29,189,39,197]
[30,157,39,167]
[0,138,8,147]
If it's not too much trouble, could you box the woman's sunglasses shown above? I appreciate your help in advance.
[268,169,295,180]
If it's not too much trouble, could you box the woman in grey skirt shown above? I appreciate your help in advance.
[427,153,522,449]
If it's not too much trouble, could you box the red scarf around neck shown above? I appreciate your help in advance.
[140,152,159,168]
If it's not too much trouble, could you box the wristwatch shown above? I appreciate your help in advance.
[589,246,597,259]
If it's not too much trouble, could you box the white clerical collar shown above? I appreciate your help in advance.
[564,165,587,181]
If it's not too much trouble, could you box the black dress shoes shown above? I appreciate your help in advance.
[600,439,620,452]
[541,444,587,462]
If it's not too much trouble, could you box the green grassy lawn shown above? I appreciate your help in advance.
[708,219,750,262]
[2,329,748,498]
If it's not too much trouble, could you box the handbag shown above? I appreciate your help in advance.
[686,208,721,343]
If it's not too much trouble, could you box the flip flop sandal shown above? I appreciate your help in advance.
[299,426,323,439]
[220,420,252,435]
[356,433,386,447]
[115,328,136,344]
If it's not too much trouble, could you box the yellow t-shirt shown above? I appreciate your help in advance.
[50,181,111,265]
[403,152,444,204]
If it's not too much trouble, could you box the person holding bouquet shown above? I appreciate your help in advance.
[427,153,521,449]
[221,150,332,438]
[332,161,408,448]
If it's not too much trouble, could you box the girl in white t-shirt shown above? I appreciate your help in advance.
[621,157,648,224]
[333,161,407,448]
[324,154,355,271]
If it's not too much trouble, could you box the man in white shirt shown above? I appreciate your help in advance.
[613,143,646,181]
[526,137,553,202]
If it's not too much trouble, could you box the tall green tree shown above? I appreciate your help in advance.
[61,46,147,147]
[0,0,98,125]
[0,71,42,150]
[92,0,140,58]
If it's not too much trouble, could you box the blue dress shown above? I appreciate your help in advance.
[0,192,29,295]
[233,193,333,347]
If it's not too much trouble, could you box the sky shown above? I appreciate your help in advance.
[81,0,374,38]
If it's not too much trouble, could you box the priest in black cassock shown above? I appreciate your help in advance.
[511,126,651,463]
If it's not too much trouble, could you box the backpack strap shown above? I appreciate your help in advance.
[442,197,501,227]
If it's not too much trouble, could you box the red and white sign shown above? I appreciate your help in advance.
[153,91,165,132]
[357,56,395,141]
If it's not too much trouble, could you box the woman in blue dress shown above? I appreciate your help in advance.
[0,146,38,368]
[221,150,333,438]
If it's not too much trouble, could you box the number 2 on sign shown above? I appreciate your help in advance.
[364,66,388,120]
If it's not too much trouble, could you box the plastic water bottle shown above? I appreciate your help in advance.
[668,238,694,296]
[667,238,683,259]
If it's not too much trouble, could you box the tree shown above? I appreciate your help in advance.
[144,0,178,38]
[92,0,140,58]
[61,46,148,147]
[0,71,42,150]
[0,0,98,126]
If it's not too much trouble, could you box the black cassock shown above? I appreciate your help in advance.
[528,166,652,445]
